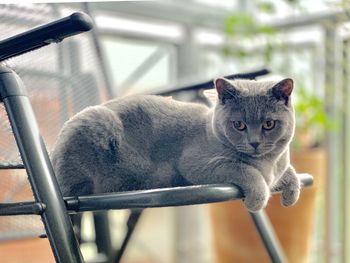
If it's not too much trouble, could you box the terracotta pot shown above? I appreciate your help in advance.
[210,148,326,263]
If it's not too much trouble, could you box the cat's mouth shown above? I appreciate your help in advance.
[237,147,271,157]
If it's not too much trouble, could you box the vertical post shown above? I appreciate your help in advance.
[67,40,101,113]
[176,26,201,81]
[324,22,341,263]
[0,65,84,263]
[341,38,350,263]
[175,24,210,263]
[52,4,70,126]
[57,42,71,126]
[82,2,116,99]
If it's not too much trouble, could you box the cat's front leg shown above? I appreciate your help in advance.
[273,165,301,207]
[211,164,270,212]
[236,167,270,212]
[179,156,270,212]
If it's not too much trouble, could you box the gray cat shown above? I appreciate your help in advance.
[51,77,300,212]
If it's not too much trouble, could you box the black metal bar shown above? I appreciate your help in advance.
[115,209,143,263]
[0,65,84,262]
[0,201,45,216]
[93,211,114,263]
[152,68,270,96]
[65,184,241,212]
[250,210,287,263]
[0,231,47,241]
[0,162,25,169]
[65,173,313,213]
[0,12,93,61]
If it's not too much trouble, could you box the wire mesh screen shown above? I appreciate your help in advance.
[0,3,111,240]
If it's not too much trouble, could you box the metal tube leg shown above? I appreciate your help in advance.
[94,211,114,263]
[115,209,143,263]
[249,210,287,263]
[0,66,84,263]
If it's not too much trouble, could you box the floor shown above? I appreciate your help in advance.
[0,238,54,263]
[0,205,214,263]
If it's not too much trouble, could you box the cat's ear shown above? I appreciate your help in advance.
[214,78,238,105]
[271,78,293,105]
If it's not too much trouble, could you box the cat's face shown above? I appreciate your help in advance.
[212,78,295,157]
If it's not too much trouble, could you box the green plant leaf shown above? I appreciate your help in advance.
[257,1,276,14]
[257,25,275,35]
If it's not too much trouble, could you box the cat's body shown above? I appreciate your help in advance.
[52,78,300,212]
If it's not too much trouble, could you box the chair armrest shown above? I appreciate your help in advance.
[64,173,313,213]
[0,12,93,61]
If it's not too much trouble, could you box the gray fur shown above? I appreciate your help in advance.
[51,78,300,212]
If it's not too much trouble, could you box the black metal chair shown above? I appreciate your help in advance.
[0,13,313,263]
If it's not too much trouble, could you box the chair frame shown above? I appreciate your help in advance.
[0,13,313,263]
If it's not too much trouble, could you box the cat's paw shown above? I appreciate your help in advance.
[243,184,270,212]
[281,181,300,207]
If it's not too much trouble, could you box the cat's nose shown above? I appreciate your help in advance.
[250,142,260,149]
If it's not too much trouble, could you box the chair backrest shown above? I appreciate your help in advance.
[0,3,109,242]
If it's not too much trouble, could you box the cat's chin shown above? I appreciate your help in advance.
[250,152,266,158]
[241,149,270,158]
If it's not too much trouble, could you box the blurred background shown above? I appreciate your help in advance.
[0,1,349,262]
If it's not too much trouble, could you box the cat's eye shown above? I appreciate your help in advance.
[233,121,247,131]
[262,120,276,130]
